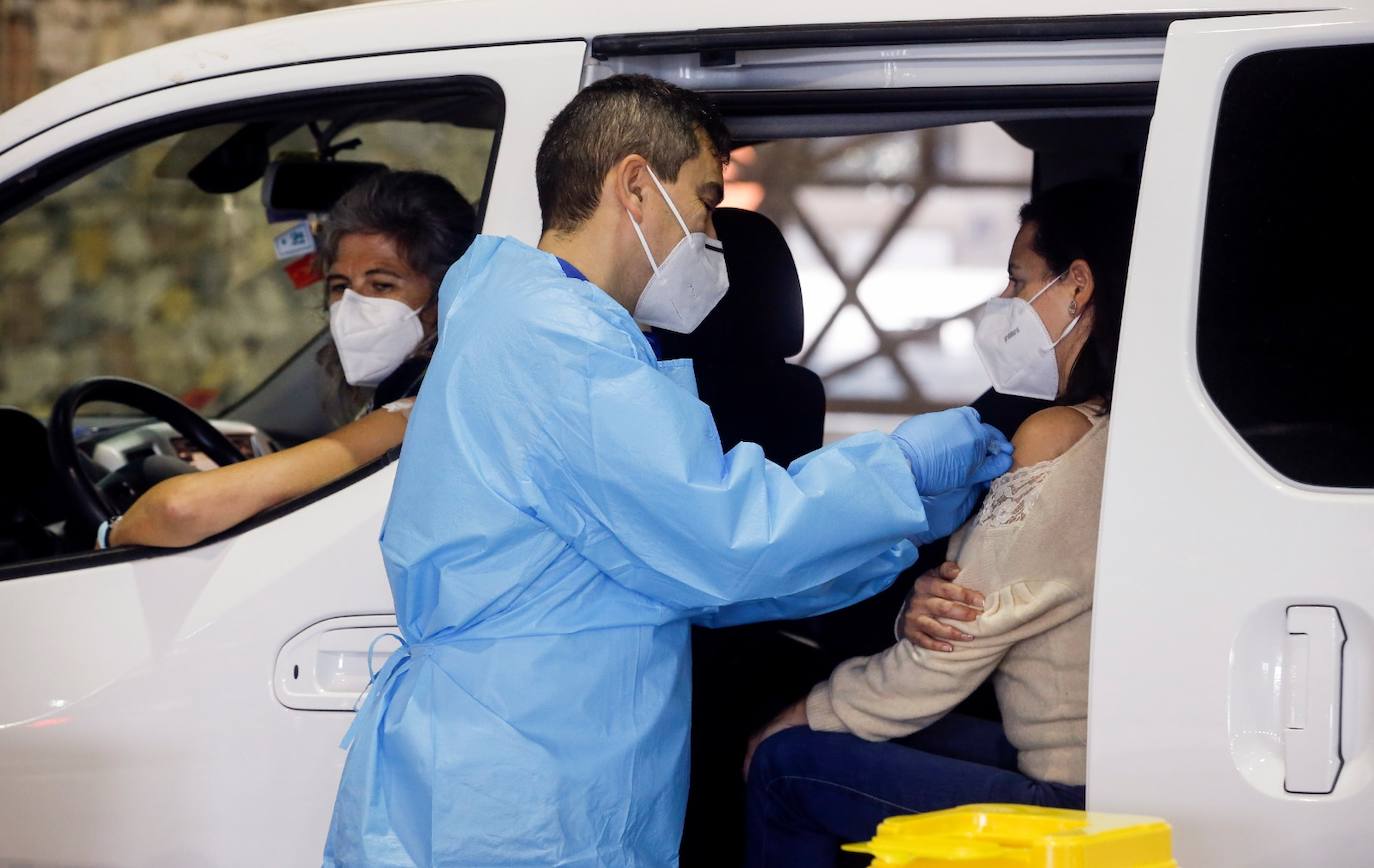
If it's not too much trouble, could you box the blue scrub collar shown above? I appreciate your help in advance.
[556,255,661,356]
[557,257,588,282]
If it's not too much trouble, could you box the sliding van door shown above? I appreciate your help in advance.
[1088,11,1374,866]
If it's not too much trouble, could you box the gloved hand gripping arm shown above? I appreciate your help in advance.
[695,411,1009,625]
[891,407,1013,547]
[890,407,1013,496]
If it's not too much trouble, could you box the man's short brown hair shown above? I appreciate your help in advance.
[535,74,731,233]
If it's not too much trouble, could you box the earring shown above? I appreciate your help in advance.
[1068,299,1079,316]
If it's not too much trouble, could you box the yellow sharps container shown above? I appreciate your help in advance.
[842,803,1178,868]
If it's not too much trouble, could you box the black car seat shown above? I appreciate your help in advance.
[0,408,64,565]
[656,208,834,867]
[655,207,824,464]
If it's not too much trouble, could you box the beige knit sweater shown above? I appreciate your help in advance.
[806,406,1109,786]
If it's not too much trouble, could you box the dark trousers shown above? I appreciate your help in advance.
[744,714,1086,868]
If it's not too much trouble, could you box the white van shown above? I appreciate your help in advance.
[0,1,1370,865]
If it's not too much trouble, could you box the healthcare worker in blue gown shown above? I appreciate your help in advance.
[323,74,1013,868]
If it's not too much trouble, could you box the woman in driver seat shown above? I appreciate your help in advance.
[101,170,476,549]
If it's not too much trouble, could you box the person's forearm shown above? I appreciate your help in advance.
[110,408,406,548]
[110,470,257,548]
[807,579,1083,740]
[111,446,339,547]
[805,642,990,741]
[696,545,912,628]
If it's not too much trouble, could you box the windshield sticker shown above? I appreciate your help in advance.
[273,221,317,261]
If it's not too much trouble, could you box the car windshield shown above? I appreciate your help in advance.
[0,111,494,420]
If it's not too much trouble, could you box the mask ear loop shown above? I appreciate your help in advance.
[644,165,692,239]
[415,283,444,352]
[1049,310,1083,348]
[626,209,661,275]
[415,327,439,356]
[1025,271,1066,305]
[625,164,692,276]
[1026,271,1081,346]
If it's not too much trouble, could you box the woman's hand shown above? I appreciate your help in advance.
[900,561,983,652]
[743,698,809,780]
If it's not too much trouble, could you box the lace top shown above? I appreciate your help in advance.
[974,459,1056,529]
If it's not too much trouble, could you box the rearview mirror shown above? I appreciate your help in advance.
[261,160,387,220]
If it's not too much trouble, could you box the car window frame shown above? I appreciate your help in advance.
[0,74,505,582]
[0,73,505,226]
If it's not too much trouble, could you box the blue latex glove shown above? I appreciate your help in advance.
[891,407,1013,497]
[910,483,985,546]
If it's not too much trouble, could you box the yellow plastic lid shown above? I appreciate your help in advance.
[842,803,1178,868]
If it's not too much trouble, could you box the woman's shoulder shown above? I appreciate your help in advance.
[1010,405,1101,470]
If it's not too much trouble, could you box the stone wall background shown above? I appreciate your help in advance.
[0,132,331,417]
[0,116,493,418]
[1,0,370,111]
[0,1,494,422]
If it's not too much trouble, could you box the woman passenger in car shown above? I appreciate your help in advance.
[741,179,1139,867]
[103,170,475,548]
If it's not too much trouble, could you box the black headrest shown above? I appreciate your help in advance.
[654,207,804,361]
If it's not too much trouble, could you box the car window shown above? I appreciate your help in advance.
[1197,43,1374,489]
[723,124,1032,439]
[0,115,494,420]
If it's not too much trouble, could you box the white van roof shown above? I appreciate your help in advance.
[0,0,1335,155]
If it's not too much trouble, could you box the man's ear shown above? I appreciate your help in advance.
[612,154,651,223]
[1068,258,1095,307]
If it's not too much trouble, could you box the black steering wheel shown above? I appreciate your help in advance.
[48,377,246,532]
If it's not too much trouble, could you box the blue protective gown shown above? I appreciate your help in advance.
[323,236,929,867]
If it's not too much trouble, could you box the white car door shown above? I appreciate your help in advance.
[0,40,583,868]
[1087,9,1374,866]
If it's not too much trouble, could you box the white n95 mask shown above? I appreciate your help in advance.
[973,272,1080,401]
[328,288,425,387]
[628,166,728,334]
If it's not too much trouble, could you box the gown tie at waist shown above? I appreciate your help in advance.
[340,632,434,749]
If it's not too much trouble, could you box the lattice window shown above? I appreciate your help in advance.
[732,126,1031,416]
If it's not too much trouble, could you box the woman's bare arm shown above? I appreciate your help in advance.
[108,401,411,548]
